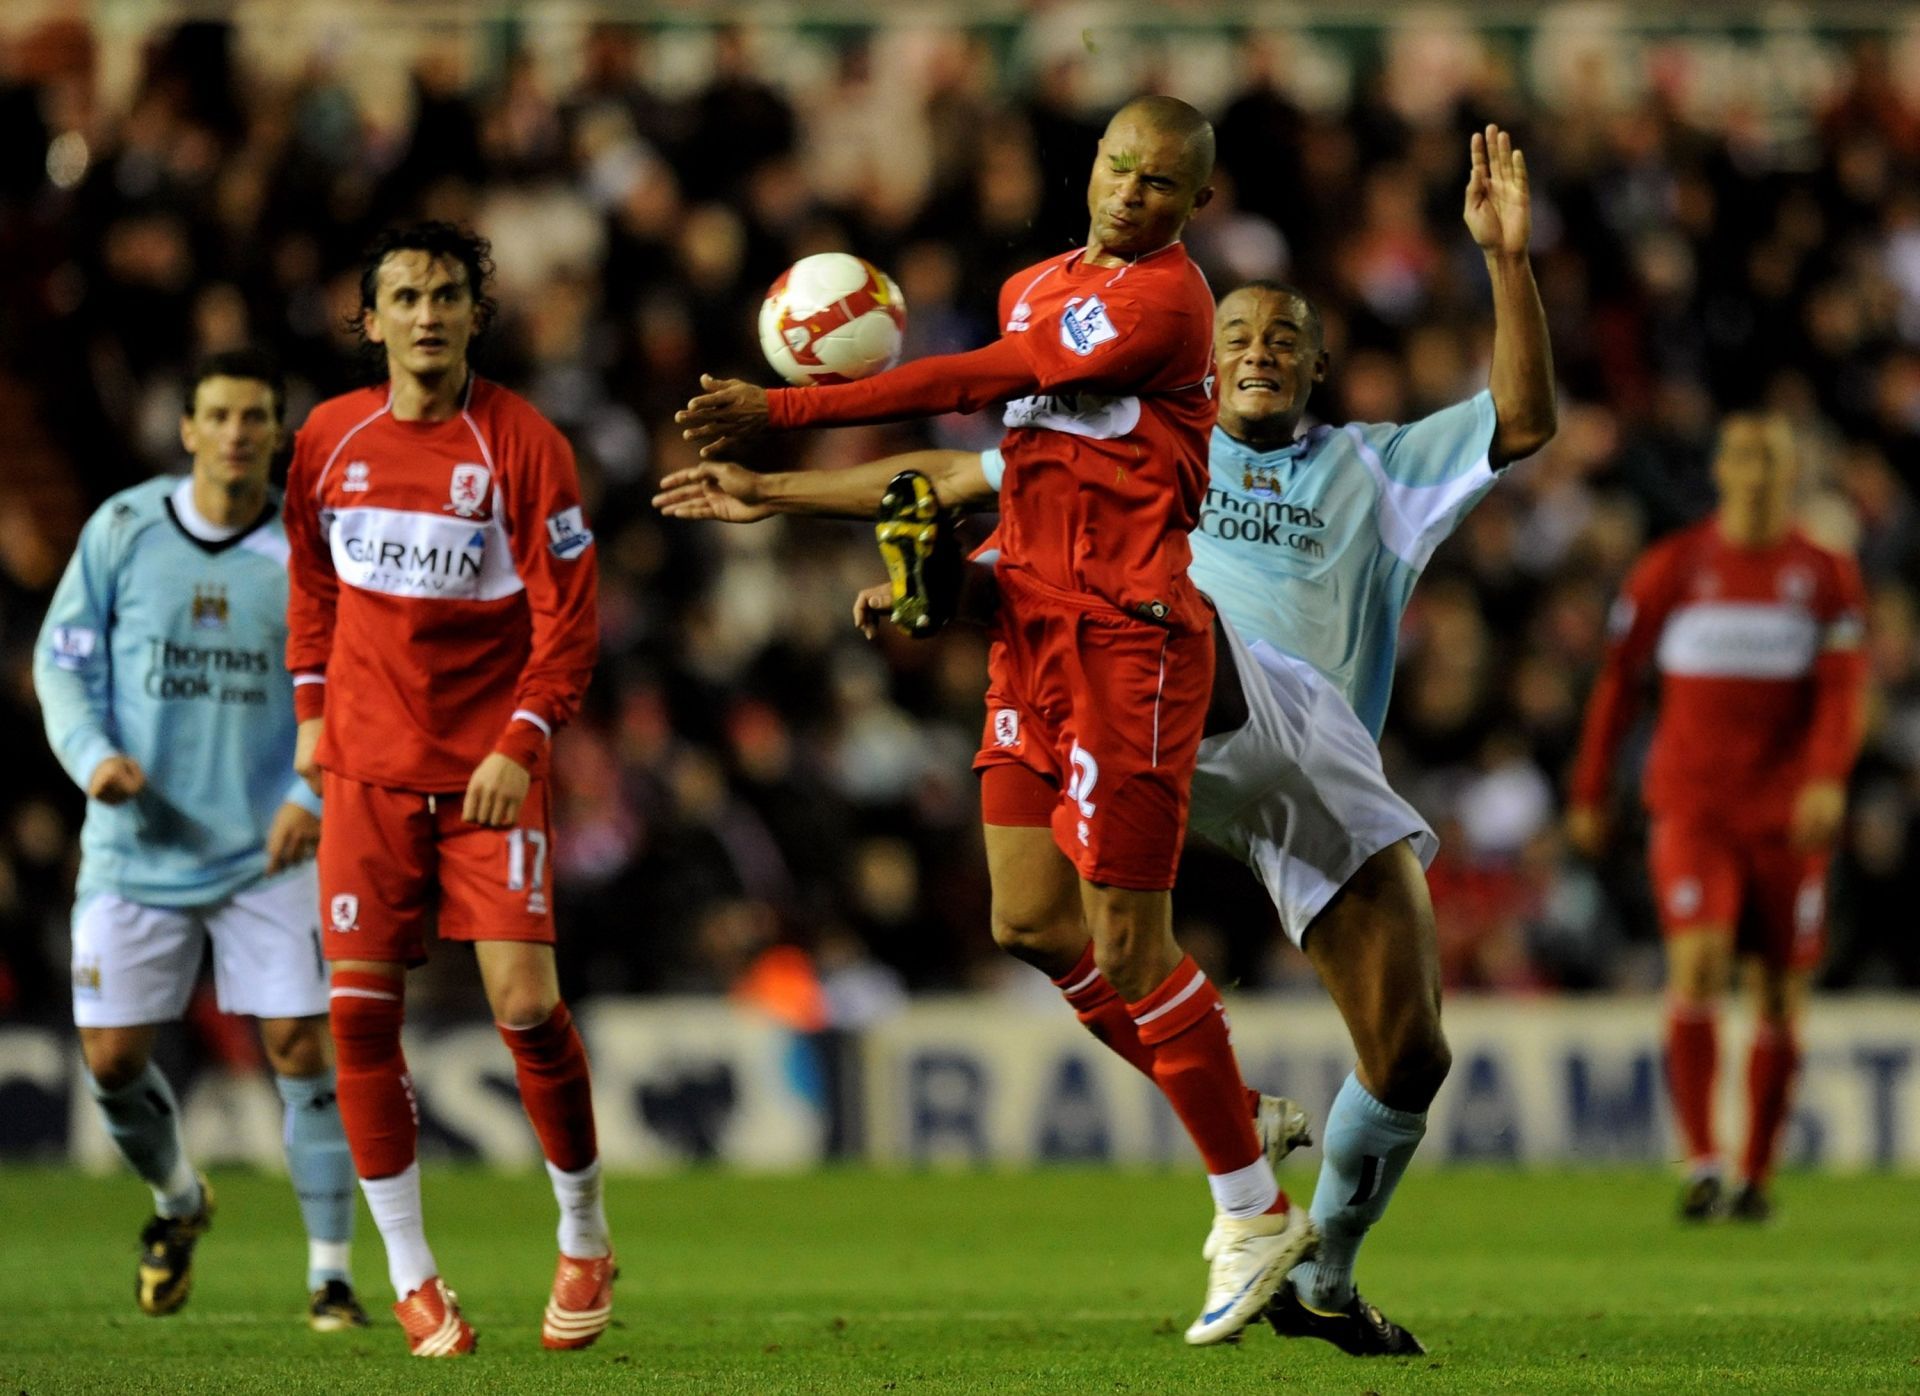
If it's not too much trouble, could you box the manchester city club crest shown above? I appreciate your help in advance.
[447,463,491,518]
[190,584,229,629]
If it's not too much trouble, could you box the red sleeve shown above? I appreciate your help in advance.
[1569,546,1678,807]
[767,337,1039,429]
[283,424,337,724]
[1804,552,1869,784]
[766,272,1210,429]
[493,413,599,775]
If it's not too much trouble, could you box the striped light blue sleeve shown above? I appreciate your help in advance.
[34,510,123,792]
[1349,391,1500,569]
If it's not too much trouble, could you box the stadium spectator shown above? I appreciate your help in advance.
[1,11,1919,1015]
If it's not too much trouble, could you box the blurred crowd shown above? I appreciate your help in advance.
[3,7,1920,1028]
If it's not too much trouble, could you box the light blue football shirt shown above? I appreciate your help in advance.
[35,477,320,906]
[983,391,1499,737]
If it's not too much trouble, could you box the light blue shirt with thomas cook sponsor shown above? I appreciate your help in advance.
[982,390,1500,737]
[35,476,322,906]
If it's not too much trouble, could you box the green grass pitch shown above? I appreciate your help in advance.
[1,1166,1915,1394]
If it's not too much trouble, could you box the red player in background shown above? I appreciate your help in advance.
[678,96,1315,1345]
[1568,413,1868,1222]
[286,223,611,1356]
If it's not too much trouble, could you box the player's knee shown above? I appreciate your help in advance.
[83,1041,150,1092]
[328,972,404,1062]
[260,1017,331,1077]
[988,907,1076,969]
[490,982,561,1031]
[1669,958,1724,1007]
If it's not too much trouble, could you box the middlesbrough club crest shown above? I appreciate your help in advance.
[447,463,490,518]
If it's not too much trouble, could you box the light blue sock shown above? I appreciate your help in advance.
[275,1072,355,1290]
[1288,1071,1427,1310]
[89,1063,202,1217]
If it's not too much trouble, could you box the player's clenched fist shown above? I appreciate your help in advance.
[1563,803,1608,859]
[87,754,146,805]
[1789,780,1846,852]
[464,751,531,827]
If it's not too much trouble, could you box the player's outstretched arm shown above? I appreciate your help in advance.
[653,450,994,523]
[676,339,1041,459]
[1464,124,1556,467]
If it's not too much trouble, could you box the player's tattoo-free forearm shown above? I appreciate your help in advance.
[1484,251,1556,465]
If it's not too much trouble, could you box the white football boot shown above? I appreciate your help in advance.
[1202,1095,1313,1262]
[1184,1202,1319,1347]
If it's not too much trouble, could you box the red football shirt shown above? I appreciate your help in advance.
[990,246,1217,628]
[285,378,599,792]
[1570,521,1867,833]
[766,243,1218,629]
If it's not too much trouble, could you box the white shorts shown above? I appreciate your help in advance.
[1189,623,1438,948]
[70,865,326,1028]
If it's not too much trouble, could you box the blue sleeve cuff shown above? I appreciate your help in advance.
[64,731,122,795]
[285,775,323,816]
[979,449,1006,493]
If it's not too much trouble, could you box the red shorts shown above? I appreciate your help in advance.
[974,569,1212,890]
[318,772,556,966]
[1647,816,1828,971]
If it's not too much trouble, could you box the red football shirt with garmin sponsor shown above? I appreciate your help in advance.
[285,378,598,792]
[1570,520,1867,834]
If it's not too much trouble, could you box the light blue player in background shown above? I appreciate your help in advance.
[34,349,366,1331]
[655,125,1555,1359]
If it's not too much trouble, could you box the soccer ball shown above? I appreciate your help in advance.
[758,253,908,386]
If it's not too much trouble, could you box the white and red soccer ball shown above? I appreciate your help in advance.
[758,252,907,385]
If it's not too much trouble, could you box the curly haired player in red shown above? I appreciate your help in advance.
[1568,412,1867,1223]
[285,223,610,1356]
[678,96,1312,1345]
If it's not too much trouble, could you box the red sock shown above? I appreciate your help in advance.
[328,970,417,1180]
[1052,945,1156,1078]
[1742,1023,1800,1187]
[498,1003,599,1172]
[1665,1002,1719,1169]
[1129,957,1278,1207]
